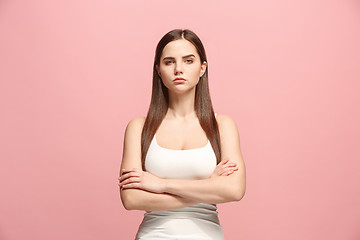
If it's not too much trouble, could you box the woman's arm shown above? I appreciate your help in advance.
[119,117,238,211]
[164,115,246,203]
[121,189,198,211]
[120,117,196,211]
[120,115,246,205]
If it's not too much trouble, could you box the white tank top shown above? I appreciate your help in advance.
[145,113,217,179]
[136,113,224,240]
[145,138,216,180]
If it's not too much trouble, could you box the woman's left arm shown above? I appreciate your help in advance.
[165,114,246,204]
[120,115,246,204]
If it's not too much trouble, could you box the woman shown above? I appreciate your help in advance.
[118,29,246,240]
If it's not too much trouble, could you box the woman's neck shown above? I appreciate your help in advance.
[167,90,196,119]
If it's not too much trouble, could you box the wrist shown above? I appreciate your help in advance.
[162,178,170,193]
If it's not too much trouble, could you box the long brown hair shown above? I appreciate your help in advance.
[141,28,221,170]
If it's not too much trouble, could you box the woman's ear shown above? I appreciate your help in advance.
[200,61,207,77]
[156,65,161,77]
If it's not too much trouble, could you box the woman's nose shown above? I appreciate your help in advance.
[174,62,183,74]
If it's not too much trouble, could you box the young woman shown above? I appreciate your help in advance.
[118,29,246,240]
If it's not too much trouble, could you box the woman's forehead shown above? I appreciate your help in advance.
[161,39,198,58]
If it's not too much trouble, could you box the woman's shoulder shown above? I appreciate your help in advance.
[215,113,239,133]
[124,116,146,136]
[127,116,146,125]
[215,113,235,123]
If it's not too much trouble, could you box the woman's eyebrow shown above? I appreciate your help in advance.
[162,54,196,61]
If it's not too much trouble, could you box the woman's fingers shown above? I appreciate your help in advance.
[218,166,238,176]
[219,159,229,165]
[225,161,237,167]
[119,175,141,188]
[118,168,145,189]
[119,170,165,193]
[120,168,139,175]
[219,161,237,170]
[121,182,142,189]
[118,170,141,182]
[119,176,141,187]
[119,172,139,182]
[211,159,239,178]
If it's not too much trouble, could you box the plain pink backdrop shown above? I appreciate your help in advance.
[1,0,359,239]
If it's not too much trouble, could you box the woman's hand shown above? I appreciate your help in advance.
[211,159,238,178]
[119,168,166,194]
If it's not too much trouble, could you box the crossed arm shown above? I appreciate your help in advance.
[119,115,246,211]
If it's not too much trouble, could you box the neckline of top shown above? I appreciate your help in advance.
[150,112,217,151]
[154,134,210,151]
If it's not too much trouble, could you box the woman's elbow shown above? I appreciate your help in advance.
[122,197,136,210]
[121,190,138,210]
[233,188,245,201]
[121,196,133,210]
[231,184,246,202]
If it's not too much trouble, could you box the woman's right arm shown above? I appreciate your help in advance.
[119,117,198,211]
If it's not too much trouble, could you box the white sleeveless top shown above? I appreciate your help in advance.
[135,113,224,240]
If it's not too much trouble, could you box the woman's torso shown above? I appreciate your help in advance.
[135,113,224,240]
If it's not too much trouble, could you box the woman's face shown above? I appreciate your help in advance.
[156,39,207,93]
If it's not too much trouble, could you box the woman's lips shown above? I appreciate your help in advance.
[173,78,186,83]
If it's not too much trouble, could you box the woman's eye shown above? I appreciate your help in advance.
[186,59,193,63]
[165,61,173,65]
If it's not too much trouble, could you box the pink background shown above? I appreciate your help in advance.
[1,0,359,239]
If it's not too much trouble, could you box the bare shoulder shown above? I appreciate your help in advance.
[123,116,146,152]
[215,113,243,159]
[121,116,146,170]
[215,114,239,134]
[125,116,146,135]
